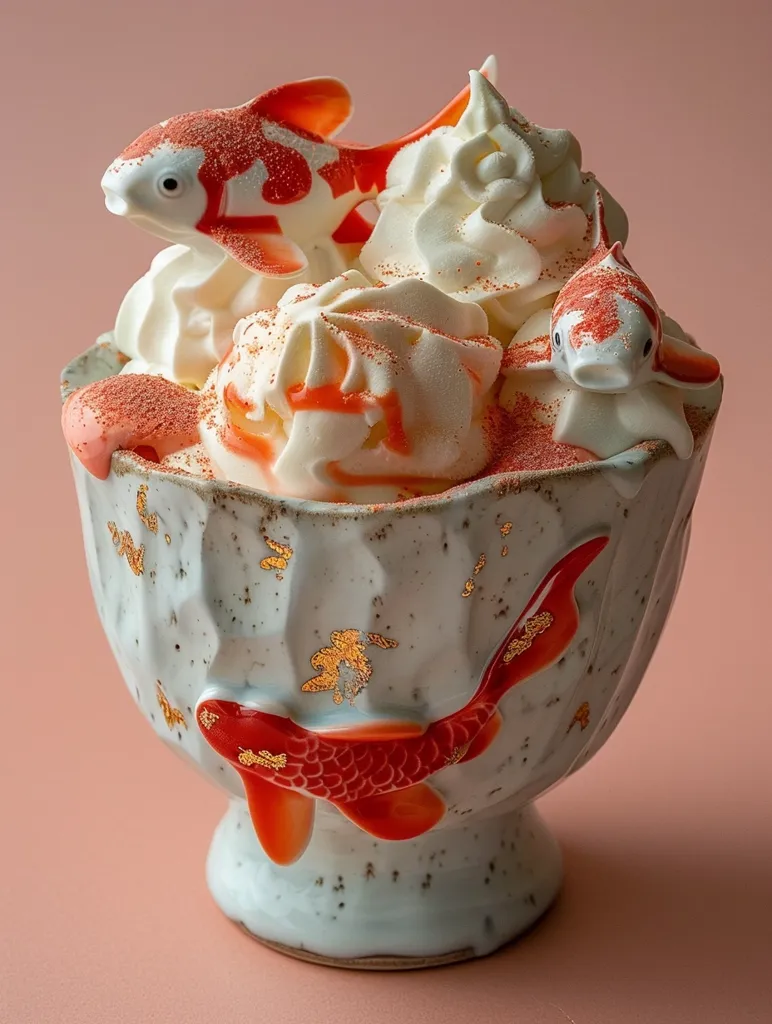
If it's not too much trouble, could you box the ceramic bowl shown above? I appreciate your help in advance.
[62,339,719,968]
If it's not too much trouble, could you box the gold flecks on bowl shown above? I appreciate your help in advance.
[445,742,471,766]
[461,579,475,598]
[164,534,171,545]
[156,682,187,730]
[568,701,591,733]
[302,630,398,706]
[237,748,287,771]
[503,611,554,663]
[107,521,145,576]
[198,708,219,730]
[473,554,486,576]
[501,545,509,557]
[136,484,159,533]
[260,536,294,580]
[500,522,513,537]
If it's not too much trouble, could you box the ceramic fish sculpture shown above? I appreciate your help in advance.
[513,192,721,393]
[195,535,609,865]
[101,61,496,277]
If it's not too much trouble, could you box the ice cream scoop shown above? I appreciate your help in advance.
[198,270,502,502]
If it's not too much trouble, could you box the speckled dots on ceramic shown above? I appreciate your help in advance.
[62,341,719,967]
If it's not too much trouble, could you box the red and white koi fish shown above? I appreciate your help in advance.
[62,374,201,479]
[101,60,496,277]
[196,536,608,864]
[514,193,720,393]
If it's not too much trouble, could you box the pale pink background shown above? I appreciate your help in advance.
[1,1,771,1021]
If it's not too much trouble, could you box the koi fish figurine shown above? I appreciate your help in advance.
[102,59,496,278]
[196,535,609,865]
[512,192,720,393]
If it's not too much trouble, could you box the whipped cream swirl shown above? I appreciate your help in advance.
[360,72,628,331]
[199,270,501,501]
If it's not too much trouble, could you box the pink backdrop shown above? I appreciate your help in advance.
[2,1,771,1021]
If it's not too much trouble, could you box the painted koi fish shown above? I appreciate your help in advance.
[101,60,496,277]
[515,193,720,393]
[196,535,609,865]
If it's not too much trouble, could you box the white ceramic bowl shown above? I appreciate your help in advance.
[62,339,719,968]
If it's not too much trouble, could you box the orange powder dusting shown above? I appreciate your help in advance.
[502,335,551,372]
[683,403,716,441]
[483,394,595,475]
[77,374,200,443]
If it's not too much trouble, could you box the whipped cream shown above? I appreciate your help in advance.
[360,72,628,333]
[199,270,502,501]
[115,241,355,389]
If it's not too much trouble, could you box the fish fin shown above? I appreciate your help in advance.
[320,720,426,742]
[655,334,721,388]
[350,61,494,195]
[210,224,307,276]
[250,77,353,138]
[459,710,503,763]
[239,772,315,865]
[332,207,375,244]
[334,783,445,841]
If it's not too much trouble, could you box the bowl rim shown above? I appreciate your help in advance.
[61,338,720,521]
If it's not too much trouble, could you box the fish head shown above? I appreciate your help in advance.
[550,242,661,394]
[101,115,212,248]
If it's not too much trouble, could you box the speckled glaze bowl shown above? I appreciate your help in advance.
[62,340,719,968]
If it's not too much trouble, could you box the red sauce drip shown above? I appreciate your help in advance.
[287,384,410,455]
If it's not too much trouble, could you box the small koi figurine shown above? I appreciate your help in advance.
[195,536,608,864]
[513,192,720,394]
[101,61,495,277]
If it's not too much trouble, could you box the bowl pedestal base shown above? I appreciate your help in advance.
[206,797,562,968]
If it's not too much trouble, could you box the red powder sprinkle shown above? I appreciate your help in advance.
[553,245,659,348]
[501,335,551,373]
[482,394,595,475]
[78,374,200,441]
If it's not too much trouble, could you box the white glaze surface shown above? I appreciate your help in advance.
[63,342,716,961]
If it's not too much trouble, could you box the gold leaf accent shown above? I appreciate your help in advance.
[198,708,219,730]
[568,701,591,733]
[237,748,287,771]
[136,484,159,533]
[107,522,145,576]
[473,554,486,576]
[500,522,513,537]
[260,536,294,580]
[461,579,475,598]
[501,545,509,557]
[502,611,554,663]
[302,630,398,706]
[164,534,171,545]
[445,742,471,766]
[156,682,187,730]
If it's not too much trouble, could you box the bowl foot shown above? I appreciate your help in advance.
[206,798,562,967]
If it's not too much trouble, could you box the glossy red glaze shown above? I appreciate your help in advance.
[197,536,609,862]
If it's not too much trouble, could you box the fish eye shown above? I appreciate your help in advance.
[157,173,185,198]
[553,332,562,349]
[643,338,653,357]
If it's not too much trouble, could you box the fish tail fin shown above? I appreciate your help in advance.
[354,58,495,194]
[479,536,610,706]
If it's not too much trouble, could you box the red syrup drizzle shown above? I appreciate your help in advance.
[196,536,608,862]
[286,383,410,455]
